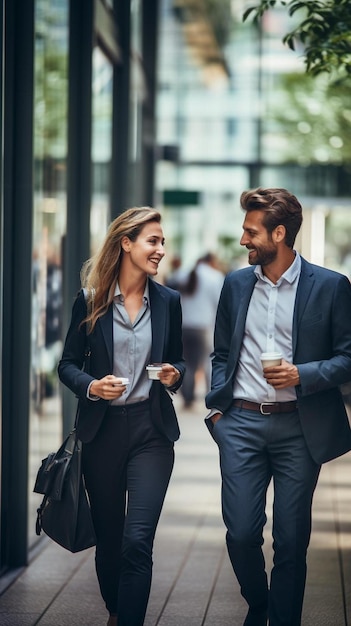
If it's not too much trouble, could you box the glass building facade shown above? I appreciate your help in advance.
[0,0,160,587]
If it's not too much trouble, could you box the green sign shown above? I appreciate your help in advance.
[163,189,200,206]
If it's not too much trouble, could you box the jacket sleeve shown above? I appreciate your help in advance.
[165,290,185,392]
[58,290,96,399]
[297,273,351,396]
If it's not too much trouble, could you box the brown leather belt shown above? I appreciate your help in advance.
[232,399,298,415]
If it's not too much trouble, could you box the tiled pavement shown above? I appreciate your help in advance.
[0,395,350,625]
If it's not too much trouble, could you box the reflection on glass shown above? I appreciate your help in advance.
[128,0,144,204]
[30,0,69,548]
[90,47,113,254]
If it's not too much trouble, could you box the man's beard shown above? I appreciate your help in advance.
[248,245,277,266]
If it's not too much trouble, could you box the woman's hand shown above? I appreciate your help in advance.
[89,375,128,400]
[158,363,180,387]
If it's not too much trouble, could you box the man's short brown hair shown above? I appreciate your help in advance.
[240,187,303,248]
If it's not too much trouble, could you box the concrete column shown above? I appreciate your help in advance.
[297,206,326,266]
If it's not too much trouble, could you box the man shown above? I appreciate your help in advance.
[205,187,351,626]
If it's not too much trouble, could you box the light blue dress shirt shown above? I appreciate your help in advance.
[233,252,301,403]
[87,279,153,404]
[111,280,152,405]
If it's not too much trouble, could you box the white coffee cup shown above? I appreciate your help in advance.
[146,364,163,380]
[260,352,282,368]
[113,377,130,386]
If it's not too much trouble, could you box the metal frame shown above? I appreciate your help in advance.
[61,0,94,436]
[1,0,35,569]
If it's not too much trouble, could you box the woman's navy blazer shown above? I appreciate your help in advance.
[58,279,185,443]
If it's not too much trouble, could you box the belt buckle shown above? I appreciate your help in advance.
[260,402,273,415]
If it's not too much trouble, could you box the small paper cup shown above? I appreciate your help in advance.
[260,352,282,368]
[146,364,163,380]
[113,377,130,386]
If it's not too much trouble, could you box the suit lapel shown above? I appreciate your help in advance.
[99,304,114,369]
[292,258,315,355]
[149,280,166,363]
[233,271,257,339]
[227,270,257,374]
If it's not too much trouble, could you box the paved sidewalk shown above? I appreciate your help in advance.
[0,395,350,625]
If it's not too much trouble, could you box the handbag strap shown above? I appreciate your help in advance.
[73,288,95,430]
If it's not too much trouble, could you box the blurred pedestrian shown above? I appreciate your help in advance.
[165,255,183,290]
[58,207,185,626]
[168,253,223,408]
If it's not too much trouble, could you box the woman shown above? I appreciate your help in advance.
[58,207,185,626]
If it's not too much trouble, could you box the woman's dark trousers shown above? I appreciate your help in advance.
[82,401,174,626]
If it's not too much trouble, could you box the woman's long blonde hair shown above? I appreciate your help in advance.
[81,206,161,332]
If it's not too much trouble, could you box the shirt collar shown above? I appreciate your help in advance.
[113,279,150,304]
[254,251,301,286]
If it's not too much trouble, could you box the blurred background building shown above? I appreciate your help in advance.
[0,0,350,589]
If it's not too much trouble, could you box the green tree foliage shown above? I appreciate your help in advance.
[265,72,351,163]
[243,0,351,77]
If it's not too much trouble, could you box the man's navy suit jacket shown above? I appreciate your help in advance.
[58,279,185,444]
[206,256,351,464]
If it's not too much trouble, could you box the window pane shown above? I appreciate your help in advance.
[29,0,69,548]
[90,47,113,254]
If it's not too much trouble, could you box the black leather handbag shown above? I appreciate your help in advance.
[34,426,96,553]
[34,288,96,552]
